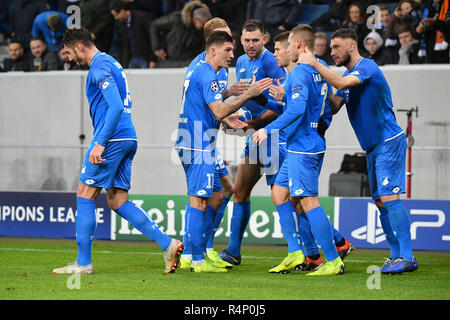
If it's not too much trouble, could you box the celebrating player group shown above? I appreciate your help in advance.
[53,17,418,277]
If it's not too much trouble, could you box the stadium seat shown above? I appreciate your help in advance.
[295,4,330,26]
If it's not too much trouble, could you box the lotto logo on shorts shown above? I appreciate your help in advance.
[393,187,400,193]
[85,179,96,185]
[294,189,304,195]
[197,190,207,196]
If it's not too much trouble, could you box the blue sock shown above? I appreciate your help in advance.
[116,201,172,251]
[203,205,216,252]
[226,201,251,256]
[76,197,97,266]
[276,201,302,253]
[383,200,413,260]
[187,206,206,262]
[182,202,192,257]
[378,205,400,259]
[207,196,230,250]
[296,212,320,257]
[332,226,344,244]
[305,206,339,262]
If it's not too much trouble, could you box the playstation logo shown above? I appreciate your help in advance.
[351,202,386,244]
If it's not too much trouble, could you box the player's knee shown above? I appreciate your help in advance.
[233,187,250,203]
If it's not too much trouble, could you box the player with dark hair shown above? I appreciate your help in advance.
[175,30,272,272]
[218,20,288,267]
[254,24,345,276]
[297,28,418,274]
[52,27,184,275]
[179,18,245,269]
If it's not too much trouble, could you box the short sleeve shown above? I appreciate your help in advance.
[348,59,375,85]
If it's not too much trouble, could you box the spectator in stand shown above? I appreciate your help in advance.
[385,1,422,47]
[29,36,59,71]
[311,0,357,32]
[57,42,88,70]
[80,0,114,53]
[363,30,395,65]
[342,2,369,56]
[416,0,450,63]
[110,0,158,68]
[314,32,335,65]
[245,0,302,47]
[10,0,49,52]
[3,41,31,72]
[32,11,69,52]
[150,1,212,67]
[397,23,423,64]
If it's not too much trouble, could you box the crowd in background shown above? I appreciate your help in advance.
[0,0,449,72]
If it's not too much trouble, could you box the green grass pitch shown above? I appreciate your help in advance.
[1,237,449,300]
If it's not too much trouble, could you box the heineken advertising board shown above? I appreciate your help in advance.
[112,195,336,245]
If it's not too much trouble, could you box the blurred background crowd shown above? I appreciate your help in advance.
[0,0,449,72]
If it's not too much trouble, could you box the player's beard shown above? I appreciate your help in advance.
[335,51,351,67]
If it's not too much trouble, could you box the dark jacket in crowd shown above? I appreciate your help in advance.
[246,0,301,30]
[30,49,59,71]
[3,55,31,72]
[80,0,114,52]
[311,0,359,31]
[203,0,247,34]
[115,10,157,68]
[150,7,205,67]
[10,0,49,50]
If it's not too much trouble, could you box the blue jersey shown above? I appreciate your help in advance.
[86,52,137,146]
[335,58,403,151]
[175,60,223,152]
[187,51,229,93]
[236,49,286,119]
[32,11,68,52]
[265,61,331,154]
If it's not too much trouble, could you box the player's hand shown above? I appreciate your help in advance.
[228,81,250,96]
[269,79,285,102]
[89,143,106,164]
[253,128,268,145]
[223,113,248,129]
[154,49,167,61]
[248,75,272,97]
[297,47,315,66]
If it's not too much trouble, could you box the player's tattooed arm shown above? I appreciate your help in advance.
[222,81,250,100]
[209,77,272,121]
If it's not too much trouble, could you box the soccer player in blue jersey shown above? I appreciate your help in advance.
[267,32,354,274]
[179,18,245,269]
[52,28,184,275]
[218,20,288,266]
[254,24,345,276]
[297,28,418,274]
[175,31,272,272]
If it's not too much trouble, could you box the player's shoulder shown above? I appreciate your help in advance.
[317,58,329,68]
[191,60,216,81]
[236,54,248,66]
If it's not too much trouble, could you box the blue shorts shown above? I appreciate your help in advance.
[80,140,137,190]
[215,148,229,178]
[274,150,289,189]
[366,133,406,200]
[241,134,283,186]
[287,151,324,197]
[178,149,222,198]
